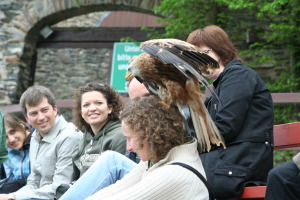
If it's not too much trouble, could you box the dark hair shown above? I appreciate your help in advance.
[4,113,30,138]
[73,82,124,132]
[19,86,57,115]
[120,96,185,163]
[187,25,242,66]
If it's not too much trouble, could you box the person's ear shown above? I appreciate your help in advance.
[53,105,58,116]
[108,105,113,114]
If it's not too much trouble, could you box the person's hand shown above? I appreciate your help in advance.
[69,180,76,188]
[0,193,16,200]
[0,194,8,200]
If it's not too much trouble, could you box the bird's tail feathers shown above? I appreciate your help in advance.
[186,79,226,153]
[189,109,210,152]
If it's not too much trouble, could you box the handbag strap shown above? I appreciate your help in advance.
[171,162,215,200]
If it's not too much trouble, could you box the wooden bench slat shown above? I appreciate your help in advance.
[239,186,266,199]
[274,122,300,150]
[2,93,300,113]
[271,93,300,103]
[56,99,74,108]
[0,104,21,113]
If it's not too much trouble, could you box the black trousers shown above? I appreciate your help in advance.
[265,161,300,200]
[200,142,272,199]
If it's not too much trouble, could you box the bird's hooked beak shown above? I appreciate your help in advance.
[126,56,136,81]
[125,72,132,81]
[125,62,134,81]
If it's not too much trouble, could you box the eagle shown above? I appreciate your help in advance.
[125,38,225,153]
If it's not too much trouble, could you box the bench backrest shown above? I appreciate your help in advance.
[271,93,300,150]
[2,92,300,113]
[274,122,300,150]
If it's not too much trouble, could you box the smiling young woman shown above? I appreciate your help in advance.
[0,114,32,193]
[71,83,127,180]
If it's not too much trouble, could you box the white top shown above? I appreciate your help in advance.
[86,138,209,200]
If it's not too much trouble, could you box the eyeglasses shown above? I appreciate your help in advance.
[201,49,212,54]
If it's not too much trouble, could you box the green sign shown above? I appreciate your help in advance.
[110,42,143,93]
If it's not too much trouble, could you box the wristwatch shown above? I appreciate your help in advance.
[7,194,15,200]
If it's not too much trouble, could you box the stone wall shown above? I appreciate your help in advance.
[0,0,161,105]
[0,0,107,104]
[35,48,112,100]
[0,0,31,104]
[35,47,113,121]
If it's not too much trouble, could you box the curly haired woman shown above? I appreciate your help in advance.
[61,96,209,200]
[71,83,126,180]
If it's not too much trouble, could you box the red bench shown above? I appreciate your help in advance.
[239,93,300,199]
[239,121,300,199]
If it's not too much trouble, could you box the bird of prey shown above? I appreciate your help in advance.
[126,38,225,153]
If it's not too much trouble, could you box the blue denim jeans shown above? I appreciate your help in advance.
[59,151,137,200]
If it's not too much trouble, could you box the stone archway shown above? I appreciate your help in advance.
[3,0,162,103]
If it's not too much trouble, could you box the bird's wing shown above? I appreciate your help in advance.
[126,48,225,152]
[140,39,219,74]
[140,38,222,105]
